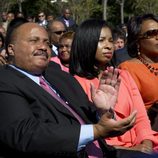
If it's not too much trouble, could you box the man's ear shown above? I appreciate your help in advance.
[7,44,15,56]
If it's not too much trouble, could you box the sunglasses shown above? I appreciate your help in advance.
[38,15,45,18]
[139,29,158,39]
[53,31,66,35]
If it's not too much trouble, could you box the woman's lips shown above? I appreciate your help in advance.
[103,52,113,58]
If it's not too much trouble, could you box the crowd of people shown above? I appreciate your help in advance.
[0,8,158,158]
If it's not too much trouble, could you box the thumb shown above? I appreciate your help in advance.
[90,82,96,101]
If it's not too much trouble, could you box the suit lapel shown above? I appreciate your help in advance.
[44,66,96,123]
[6,66,79,120]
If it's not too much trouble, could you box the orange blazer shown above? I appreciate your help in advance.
[119,61,158,110]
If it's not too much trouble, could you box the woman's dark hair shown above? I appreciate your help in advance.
[127,13,158,57]
[0,32,4,48]
[69,18,111,79]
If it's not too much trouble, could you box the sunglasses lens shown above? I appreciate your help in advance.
[54,31,66,35]
[39,15,44,17]
[140,29,158,39]
[146,30,158,38]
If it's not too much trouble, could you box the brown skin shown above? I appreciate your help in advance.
[95,27,114,73]
[49,21,66,46]
[7,23,51,75]
[0,55,7,65]
[58,38,72,67]
[63,9,71,20]
[139,19,158,63]
[114,140,153,154]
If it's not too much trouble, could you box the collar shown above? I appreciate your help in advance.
[9,64,42,85]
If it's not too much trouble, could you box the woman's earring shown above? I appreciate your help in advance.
[137,47,141,56]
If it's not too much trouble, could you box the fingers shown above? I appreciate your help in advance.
[119,110,137,131]
[90,82,96,100]
[100,66,120,87]
[0,55,7,65]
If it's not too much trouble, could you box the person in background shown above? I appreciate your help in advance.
[26,15,35,22]
[50,31,74,72]
[3,12,15,31]
[113,29,126,51]
[1,12,7,23]
[16,12,24,18]
[111,28,131,66]
[69,18,158,153]
[0,25,6,37]
[120,23,128,37]
[47,20,66,57]
[119,14,158,131]
[0,21,141,158]
[57,7,77,31]
[0,32,5,66]
[47,14,54,22]
[0,47,8,60]
[37,11,48,28]
[0,32,4,48]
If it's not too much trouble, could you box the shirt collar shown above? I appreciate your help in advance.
[9,64,41,85]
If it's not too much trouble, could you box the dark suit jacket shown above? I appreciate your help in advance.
[51,50,57,57]
[111,47,132,67]
[57,16,77,31]
[0,64,102,158]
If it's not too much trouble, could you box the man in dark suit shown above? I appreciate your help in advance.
[0,22,142,158]
[57,8,77,31]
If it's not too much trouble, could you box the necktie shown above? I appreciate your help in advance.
[39,76,103,158]
[39,76,84,124]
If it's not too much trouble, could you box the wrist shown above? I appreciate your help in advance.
[98,108,115,119]
[93,124,103,139]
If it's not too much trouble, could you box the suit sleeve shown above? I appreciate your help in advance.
[0,82,80,156]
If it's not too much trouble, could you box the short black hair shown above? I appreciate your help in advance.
[5,17,28,53]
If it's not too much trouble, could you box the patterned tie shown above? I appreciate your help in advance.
[39,76,103,158]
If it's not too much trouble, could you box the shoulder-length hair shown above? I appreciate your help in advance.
[127,13,158,57]
[69,18,111,79]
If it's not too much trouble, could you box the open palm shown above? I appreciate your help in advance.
[91,67,121,111]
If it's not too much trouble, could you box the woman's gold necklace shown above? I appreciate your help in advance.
[137,55,158,76]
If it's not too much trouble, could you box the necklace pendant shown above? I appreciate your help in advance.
[138,56,158,77]
[150,69,154,73]
[154,72,158,76]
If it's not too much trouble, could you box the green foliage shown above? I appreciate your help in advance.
[131,0,158,15]
[1,0,158,27]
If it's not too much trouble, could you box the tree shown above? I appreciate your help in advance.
[130,0,158,15]
[103,0,108,20]
[56,0,102,24]
[0,0,18,22]
[0,0,17,13]
[4,0,158,28]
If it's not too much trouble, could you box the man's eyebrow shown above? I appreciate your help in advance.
[28,36,49,40]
